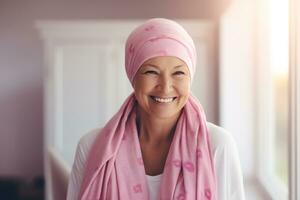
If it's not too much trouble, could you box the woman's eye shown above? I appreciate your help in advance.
[144,70,158,75]
[173,71,185,75]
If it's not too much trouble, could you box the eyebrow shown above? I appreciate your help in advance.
[143,64,185,69]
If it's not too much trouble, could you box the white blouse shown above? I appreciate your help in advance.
[67,122,246,200]
[146,174,162,200]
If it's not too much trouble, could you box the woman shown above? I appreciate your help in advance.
[67,18,245,200]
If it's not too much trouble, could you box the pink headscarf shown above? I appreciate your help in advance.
[125,18,197,84]
[78,18,217,200]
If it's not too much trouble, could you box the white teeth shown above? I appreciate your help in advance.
[153,97,174,103]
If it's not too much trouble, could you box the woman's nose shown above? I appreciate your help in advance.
[158,75,173,94]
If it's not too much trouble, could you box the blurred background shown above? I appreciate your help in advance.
[0,0,299,199]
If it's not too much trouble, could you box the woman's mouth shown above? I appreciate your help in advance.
[150,96,177,103]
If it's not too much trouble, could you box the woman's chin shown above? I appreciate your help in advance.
[149,109,181,120]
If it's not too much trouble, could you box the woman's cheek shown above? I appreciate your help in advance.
[177,79,190,93]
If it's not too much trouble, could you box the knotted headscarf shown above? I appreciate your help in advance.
[78,18,217,200]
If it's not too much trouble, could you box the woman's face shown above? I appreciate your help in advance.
[133,56,191,119]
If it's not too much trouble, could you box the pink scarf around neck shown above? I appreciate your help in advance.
[78,94,217,199]
[78,18,217,199]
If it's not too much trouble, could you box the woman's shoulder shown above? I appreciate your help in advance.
[206,122,246,199]
[77,127,102,153]
[206,122,237,153]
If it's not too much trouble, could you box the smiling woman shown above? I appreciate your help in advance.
[66,18,245,200]
[134,56,190,120]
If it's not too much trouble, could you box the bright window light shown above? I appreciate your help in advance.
[269,0,289,188]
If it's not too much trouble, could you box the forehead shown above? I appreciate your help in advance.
[141,56,187,68]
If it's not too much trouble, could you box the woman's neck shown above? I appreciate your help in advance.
[136,107,181,146]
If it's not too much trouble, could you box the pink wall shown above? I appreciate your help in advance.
[0,0,228,180]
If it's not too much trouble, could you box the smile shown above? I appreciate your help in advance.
[150,96,177,103]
